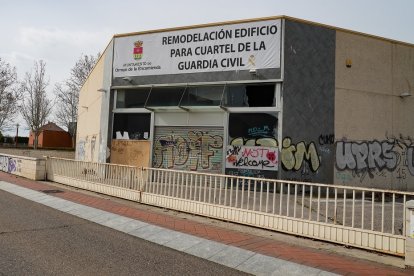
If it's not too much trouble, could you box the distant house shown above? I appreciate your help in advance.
[28,122,73,148]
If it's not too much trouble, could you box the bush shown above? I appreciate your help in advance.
[1,136,29,144]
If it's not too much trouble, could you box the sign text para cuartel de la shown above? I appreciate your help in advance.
[113,19,281,77]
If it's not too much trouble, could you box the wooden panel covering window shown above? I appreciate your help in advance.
[111,140,151,167]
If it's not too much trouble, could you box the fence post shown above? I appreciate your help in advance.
[43,156,49,181]
[140,167,147,192]
[405,200,414,267]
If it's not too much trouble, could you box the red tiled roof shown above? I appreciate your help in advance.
[39,122,65,132]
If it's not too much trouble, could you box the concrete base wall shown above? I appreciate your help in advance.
[0,148,75,159]
[0,154,46,180]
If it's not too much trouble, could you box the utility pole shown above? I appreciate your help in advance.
[15,123,19,147]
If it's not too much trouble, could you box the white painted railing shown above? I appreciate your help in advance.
[46,157,414,256]
[46,157,143,201]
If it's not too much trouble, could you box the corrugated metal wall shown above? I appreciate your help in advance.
[153,126,224,174]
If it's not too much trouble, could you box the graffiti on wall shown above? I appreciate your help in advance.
[227,113,279,177]
[318,134,335,145]
[153,129,223,172]
[335,134,414,183]
[226,145,278,171]
[230,137,322,174]
[230,137,278,147]
[77,139,86,160]
[247,125,275,137]
[336,141,398,172]
[409,147,414,176]
[0,156,20,173]
[226,169,267,179]
[280,137,321,173]
[76,135,98,162]
[90,135,96,160]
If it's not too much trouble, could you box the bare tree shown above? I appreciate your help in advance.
[0,58,19,130]
[54,54,99,141]
[19,60,53,149]
[54,82,78,137]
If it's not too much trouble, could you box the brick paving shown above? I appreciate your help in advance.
[1,172,413,275]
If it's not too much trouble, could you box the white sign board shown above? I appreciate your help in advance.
[113,19,281,77]
[226,145,278,171]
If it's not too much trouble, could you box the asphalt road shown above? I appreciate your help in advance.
[0,190,248,276]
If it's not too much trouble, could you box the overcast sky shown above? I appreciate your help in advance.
[1,0,413,135]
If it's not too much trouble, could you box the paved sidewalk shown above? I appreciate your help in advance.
[0,172,412,275]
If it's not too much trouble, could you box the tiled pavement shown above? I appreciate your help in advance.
[0,172,412,275]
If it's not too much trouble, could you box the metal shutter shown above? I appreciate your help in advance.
[153,126,224,174]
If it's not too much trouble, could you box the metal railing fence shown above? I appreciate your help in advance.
[47,157,143,190]
[46,157,414,256]
[142,167,413,236]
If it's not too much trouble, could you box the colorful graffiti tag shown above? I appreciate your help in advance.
[0,156,19,173]
[280,137,321,172]
[230,137,278,147]
[230,137,321,173]
[153,129,223,172]
[226,145,278,171]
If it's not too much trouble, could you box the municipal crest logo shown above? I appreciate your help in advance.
[133,40,143,60]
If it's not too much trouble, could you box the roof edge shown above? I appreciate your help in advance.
[283,16,414,48]
[113,15,284,38]
[113,15,414,48]
[79,37,113,92]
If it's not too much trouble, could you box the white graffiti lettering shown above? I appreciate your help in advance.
[336,141,399,171]
[0,156,18,173]
[408,147,414,176]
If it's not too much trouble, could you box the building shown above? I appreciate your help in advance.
[29,122,73,148]
[76,16,414,190]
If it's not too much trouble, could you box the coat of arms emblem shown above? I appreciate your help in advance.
[133,41,143,60]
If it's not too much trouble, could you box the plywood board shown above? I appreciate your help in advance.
[110,140,150,167]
